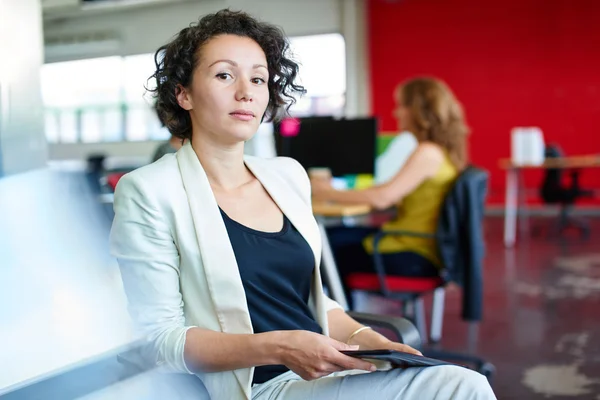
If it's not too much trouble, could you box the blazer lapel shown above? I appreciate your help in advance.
[176,143,252,397]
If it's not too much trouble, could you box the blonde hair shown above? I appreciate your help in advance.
[398,77,470,170]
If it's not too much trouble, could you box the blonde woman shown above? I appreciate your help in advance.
[313,78,469,292]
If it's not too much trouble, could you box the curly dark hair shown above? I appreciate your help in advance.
[148,9,306,140]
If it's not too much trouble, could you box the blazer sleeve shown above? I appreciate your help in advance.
[109,174,196,374]
[284,157,343,313]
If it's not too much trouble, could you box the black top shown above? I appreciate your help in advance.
[219,208,322,384]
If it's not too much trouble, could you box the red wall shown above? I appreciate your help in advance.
[368,0,600,202]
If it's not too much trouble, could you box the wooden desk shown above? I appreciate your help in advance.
[499,156,600,170]
[498,156,600,247]
[312,202,372,310]
[312,202,372,217]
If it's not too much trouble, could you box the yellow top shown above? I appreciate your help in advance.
[363,153,458,267]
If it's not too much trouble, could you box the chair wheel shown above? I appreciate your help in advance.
[478,362,496,382]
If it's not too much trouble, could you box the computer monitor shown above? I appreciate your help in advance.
[275,117,377,176]
[273,115,334,157]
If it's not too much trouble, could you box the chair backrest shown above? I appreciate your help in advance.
[436,166,489,275]
[87,154,107,174]
[436,165,489,320]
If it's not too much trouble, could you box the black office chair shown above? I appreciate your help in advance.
[344,166,495,380]
[85,154,107,195]
[539,144,593,238]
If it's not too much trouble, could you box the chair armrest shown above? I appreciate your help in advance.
[348,311,422,349]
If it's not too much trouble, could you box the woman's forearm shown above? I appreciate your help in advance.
[184,327,284,373]
[319,187,396,210]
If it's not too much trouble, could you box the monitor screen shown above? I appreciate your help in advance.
[275,117,377,176]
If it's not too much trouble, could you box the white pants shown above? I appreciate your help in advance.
[252,366,496,400]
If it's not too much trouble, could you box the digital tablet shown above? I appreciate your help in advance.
[340,350,458,369]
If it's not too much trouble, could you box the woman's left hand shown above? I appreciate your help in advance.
[381,340,423,356]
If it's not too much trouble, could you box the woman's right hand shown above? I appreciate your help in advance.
[273,330,376,381]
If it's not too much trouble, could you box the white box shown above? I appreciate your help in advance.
[511,127,545,166]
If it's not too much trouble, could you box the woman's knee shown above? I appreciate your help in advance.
[439,366,495,399]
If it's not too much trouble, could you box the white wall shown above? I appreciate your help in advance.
[0,0,48,176]
[43,0,370,161]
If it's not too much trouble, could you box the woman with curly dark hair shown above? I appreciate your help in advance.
[110,9,494,400]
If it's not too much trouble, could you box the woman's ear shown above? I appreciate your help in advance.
[176,84,193,110]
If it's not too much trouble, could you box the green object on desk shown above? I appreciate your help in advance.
[377,135,396,156]
[344,174,374,189]
[344,175,357,189]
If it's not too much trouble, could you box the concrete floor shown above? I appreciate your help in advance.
[355,217,600,399]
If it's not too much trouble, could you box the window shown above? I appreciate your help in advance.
[288,33,346,117]
[40,33,346,143]
[41,54,169,144]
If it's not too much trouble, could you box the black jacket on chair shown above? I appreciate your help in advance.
[436,166,489,321]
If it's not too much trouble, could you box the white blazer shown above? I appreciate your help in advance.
[109,142,342,400]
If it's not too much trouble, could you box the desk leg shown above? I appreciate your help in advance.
[504,168,519,247]
[504,169,519,247]
[316,219,350,311]
[517,170,530,237]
